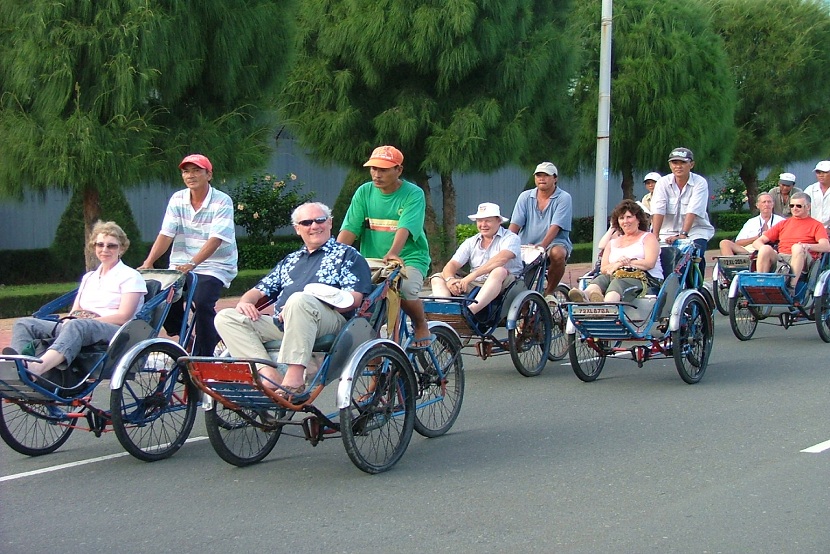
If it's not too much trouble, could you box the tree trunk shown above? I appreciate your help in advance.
[412,175,440,271]
[82,186,102,270]
[739,165,759,215]
[621,163,635,200]
[439,172,457,270]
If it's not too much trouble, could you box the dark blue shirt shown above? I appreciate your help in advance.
[255,237,372,319]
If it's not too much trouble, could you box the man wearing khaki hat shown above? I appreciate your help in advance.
[769,172,801,217]
[431,202,522,317]
[508,162,573,299]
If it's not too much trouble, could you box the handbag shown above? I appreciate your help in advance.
[611,266,650,297]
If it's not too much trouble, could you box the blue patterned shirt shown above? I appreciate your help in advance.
[255,237,372,318]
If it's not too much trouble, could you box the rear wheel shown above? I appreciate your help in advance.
[568,335,606,382]
[713,274,729,316]
[411,326,464,438]
[672,294,713,384]
[0,400,76,456]
[110,342,198,462]
[205,403,283,466]
[728,294,757,341]
[509,293,552,377]
[341,345,416,474]
[548,284,571,361]
[816,290,830,342]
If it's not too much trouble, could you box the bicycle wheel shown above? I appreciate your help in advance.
[713,277,729,316]
[0,400,76,456]
[568,334,606,382]
[110,342,198,462]
[728,294,757,341]
[341,344,416,474]
[205,403,283,466]
[672,295,713,384]
[509,293,552,377]
[816,289,830,342]
[411,326,464,438]
[548,284,570,361]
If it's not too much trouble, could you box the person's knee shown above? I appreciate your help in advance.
[548,247,567,264]
[488,267,508,282]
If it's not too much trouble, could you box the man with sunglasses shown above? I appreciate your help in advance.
[139,154,237,357]
[803,160,830,230]
[215,202,372,397]
[752,192,830,297]
[337,145,433,350]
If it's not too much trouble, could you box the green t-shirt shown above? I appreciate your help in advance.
[340,179,431,276]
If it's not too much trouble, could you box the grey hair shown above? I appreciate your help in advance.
[291,202,332,224]
[756,192,773,203]
[791,191,810,205]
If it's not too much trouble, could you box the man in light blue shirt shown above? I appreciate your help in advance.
[508,162,572,297]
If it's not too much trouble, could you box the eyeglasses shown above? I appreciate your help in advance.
[789,203,805,208]
[94,242,120,249]
[295,216,329,227]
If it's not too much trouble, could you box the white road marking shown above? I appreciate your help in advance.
[0,435,208,482]
[801,439,830,453]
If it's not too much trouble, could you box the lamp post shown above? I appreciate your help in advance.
[593,0,613,261]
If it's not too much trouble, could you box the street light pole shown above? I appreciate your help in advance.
[593,0,613,261]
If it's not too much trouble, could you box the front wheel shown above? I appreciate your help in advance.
[713,276,729,316]
[509,293,552,377]
[728,295,757,341]
[341,345,416,474]
[110,342,198,462]
[205,403,283,466]
[568,335,606,382]
[411,326,464,438]
[816,290,830,342]
[548,284,571,361]
[0,400,76,456]
[672,295,713,384]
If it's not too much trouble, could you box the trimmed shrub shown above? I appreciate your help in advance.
[237,239,303,270]
[711,212,750,233]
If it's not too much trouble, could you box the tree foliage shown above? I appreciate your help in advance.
[0,0,298,266]
[707,0,830,206]
[279,0,578,266]
[567,0,737,198]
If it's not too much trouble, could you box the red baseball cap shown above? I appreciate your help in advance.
[363,146,404,168]
[179,154,213,172]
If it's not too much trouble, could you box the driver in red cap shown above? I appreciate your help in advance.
[139,153,238,356]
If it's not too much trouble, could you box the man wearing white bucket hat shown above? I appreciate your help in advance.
[431,203,522,316]
[214,202,372,398]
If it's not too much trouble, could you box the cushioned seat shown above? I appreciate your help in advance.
[263,334,337,353]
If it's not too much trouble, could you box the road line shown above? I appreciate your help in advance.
[801,439,830,453]
[0,435,208,482]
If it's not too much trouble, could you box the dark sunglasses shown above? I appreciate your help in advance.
[789,203,804,208]
[295,216,329,227]
[94,242,120,249]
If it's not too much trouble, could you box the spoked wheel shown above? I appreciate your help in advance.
[410,326,464,438]
[672,294,713,384]
[509,293,553,377]
[205,403,284,466]
[568,334,607,382]
[548,284,571,361]
[341,344,416,474]
[110,342,198,462]
[0,400,77,456]
[728,294,757,341]
[713,277,729,316]
[816,290,830,342]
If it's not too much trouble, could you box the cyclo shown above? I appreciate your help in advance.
[565,239,715,384]
[711,254,752,315]
[0,270,199,461]
[727,249,830,341]
[422,245,569,378]
[171,263,464,474]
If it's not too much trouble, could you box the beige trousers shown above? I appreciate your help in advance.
[214,292,346,368]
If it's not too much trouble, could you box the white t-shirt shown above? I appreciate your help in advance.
[735,214,785,241]
[77,261,147,317]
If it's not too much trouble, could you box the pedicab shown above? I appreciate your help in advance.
[169,263,463,474]
[712,254,752,315]
[565,239,715,384]
[727,251,830,341]
[423,245,566,377]
[0,270,199,461]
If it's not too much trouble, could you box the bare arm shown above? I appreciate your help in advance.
[176,236,224,274]
[383,228,410,263]
[537,224,561,249]
[234,288,267,321]
[650,214,664,238]
[95,292,144,326]
[463,250,516,283]
[139,234,174,269]
[337,229,357,246]
[751,234,771,251]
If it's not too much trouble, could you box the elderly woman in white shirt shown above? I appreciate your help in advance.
[7,221,147,378]
[431,203,523,315]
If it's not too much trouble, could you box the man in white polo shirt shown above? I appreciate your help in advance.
[804,160,830,231]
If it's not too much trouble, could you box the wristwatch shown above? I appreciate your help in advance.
[188,259,198,266]
[678,232,688,237]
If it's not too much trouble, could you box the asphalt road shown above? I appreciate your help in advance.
[1,313,828,553]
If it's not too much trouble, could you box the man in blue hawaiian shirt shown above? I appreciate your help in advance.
[214,202,372,396]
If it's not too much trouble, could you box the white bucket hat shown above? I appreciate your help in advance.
[468,202,509,223]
